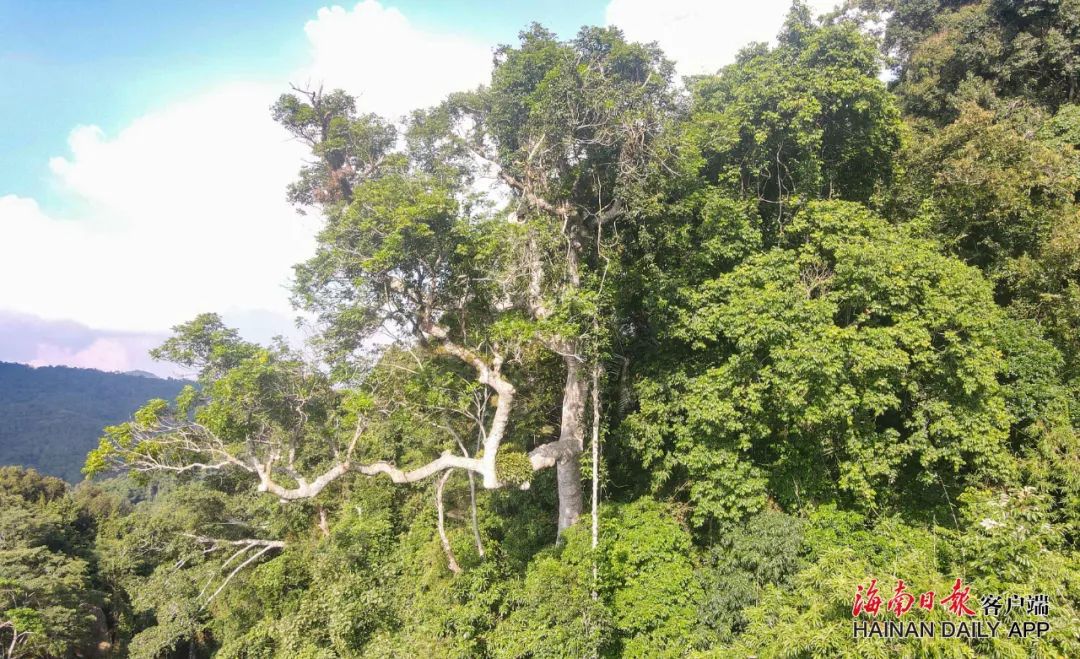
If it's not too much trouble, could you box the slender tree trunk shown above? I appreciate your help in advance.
[466,470,484,557]
[556,354,587,534]
[317,505,330,537]
[591,361,601,599]
[436,470,461,574]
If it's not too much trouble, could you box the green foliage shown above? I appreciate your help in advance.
[150,312,258,377]
[271,88,397,209]
[684,8,902,234]
[480,23,676,206]
[597,499,706,656]
[873,0,1080,120]
[489,530,610,658]
[0,468,111,657]
[726,502,1080,658]
[494,450,533,486]
[696,509,805,642]
[628,201,1020,528]
[8,5,1080,656]
[211,508,399,658]
[489,499,706,658]
[888,103,1079,278]
[293,171,472,360]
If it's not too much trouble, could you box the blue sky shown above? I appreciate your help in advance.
[0,0,835,375]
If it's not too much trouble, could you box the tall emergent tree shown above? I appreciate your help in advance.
[89,26,676,540]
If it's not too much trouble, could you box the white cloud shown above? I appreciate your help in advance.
[302,2,492,117]
[605,0,840,76]
[1,83,315,333]
[1,1,492,352]
[30,338,133,373]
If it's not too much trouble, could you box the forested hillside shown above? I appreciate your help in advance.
[3,1,1079,657]
[0,363,187,482]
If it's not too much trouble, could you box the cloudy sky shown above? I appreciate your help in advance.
[0,0,835,377]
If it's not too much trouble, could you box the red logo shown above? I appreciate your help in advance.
[940,578,977,617]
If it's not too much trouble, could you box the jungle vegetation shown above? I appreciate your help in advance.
[3,1,1079,656]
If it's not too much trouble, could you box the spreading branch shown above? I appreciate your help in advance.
[0,620,32,659]
[102,326,583,503]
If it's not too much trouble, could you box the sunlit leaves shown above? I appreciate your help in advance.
[628,201,1020,525]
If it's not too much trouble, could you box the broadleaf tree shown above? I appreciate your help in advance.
[55,3,1080,655]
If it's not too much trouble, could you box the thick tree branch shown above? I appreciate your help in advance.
[182,534,286,549]
[527,439,583,471]
[498,171,572,221]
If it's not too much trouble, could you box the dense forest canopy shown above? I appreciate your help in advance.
[0,363,188,482]
[3,2,1079,657]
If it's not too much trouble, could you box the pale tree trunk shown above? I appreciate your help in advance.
[317,505,330,537]
[554,221,588,536]
[435,470,461,574]
[556,354,587,533]
[519,210,590,536]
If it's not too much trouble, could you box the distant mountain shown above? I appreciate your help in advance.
[0,362,189,482]
[123,369,160,379]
